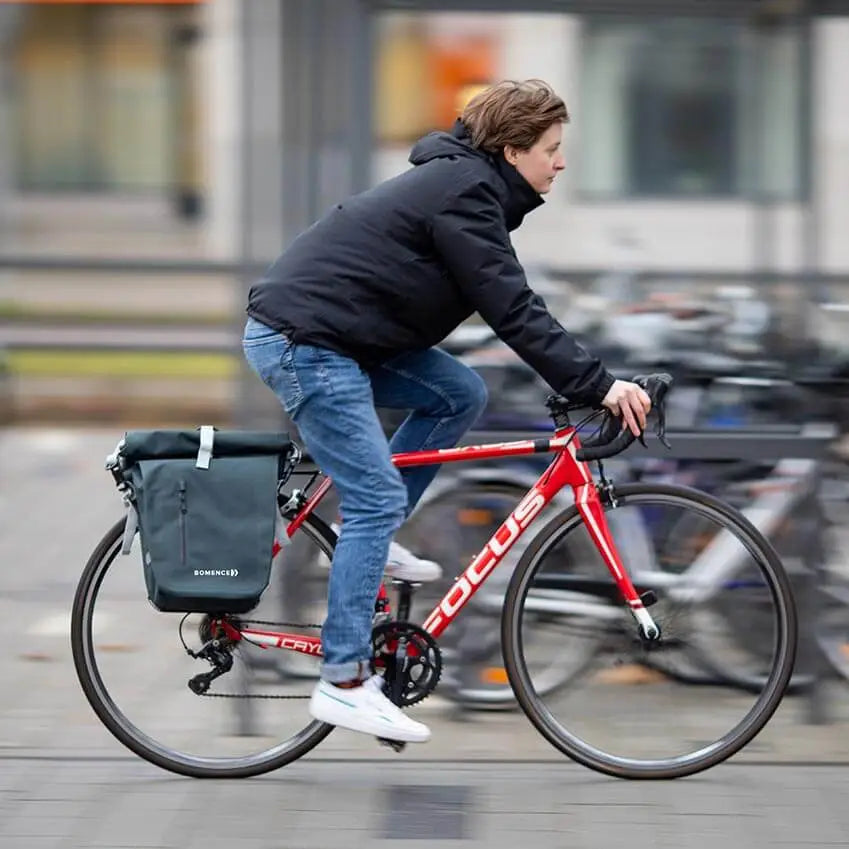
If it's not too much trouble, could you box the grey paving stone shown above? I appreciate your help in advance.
[381,784,472,839]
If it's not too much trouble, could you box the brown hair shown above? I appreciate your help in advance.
[460,79,569,154]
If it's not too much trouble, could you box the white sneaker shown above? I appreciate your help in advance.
[386,539,443,583]
[329,524,443,583]
[308,675,431,743]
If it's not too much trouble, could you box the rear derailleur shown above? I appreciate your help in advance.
[185,616,236,695]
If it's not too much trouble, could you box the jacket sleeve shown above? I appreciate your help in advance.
[431,177,615,404]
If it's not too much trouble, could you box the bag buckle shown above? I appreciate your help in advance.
[196,425,215,469]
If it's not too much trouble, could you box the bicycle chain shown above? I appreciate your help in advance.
[197,619,322,700]
[241,619,323,630]
[193,619,440,705]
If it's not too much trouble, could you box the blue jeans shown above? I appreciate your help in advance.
[242,316,487,682]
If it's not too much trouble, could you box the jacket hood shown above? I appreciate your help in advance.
[409,119,543,231]
[408,119,483,166]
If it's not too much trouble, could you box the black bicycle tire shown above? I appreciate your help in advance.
[70,512,337,778]
[501,482,798,780]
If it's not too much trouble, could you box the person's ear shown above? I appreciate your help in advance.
[503,145,520,166]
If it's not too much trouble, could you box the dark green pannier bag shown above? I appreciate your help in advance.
[112,427,296,614]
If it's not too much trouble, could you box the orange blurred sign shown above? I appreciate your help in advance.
[0,1,205,4]
[428,38,495,129]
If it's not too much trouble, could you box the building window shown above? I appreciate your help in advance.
[11,3,200,194]
[578,17,804,200]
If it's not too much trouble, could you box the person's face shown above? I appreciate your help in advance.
[504,123,566,194]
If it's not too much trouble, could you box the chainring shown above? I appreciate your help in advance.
[371,621,442,706]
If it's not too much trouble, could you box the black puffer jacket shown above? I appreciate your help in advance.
[247,120,615,403]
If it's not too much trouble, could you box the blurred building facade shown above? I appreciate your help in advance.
[1,2,201,205]
[370,7,825,275]
[0,0,847,276]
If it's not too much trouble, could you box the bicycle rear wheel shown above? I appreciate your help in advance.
[502,482,797,779]
[71,511,336,778]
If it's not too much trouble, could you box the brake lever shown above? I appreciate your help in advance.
[655,402,671,450]
[633,373,672,451]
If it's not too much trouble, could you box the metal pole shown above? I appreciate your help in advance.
[305,2,321,225]
[233,0,257,428]
[800,7,820,296]
[751,14,774,281]
[0,5,23,229]
[799,3,828,724]
[350,0,374,194]
[805,458,830,724]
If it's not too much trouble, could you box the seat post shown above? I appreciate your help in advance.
[392,579,417,621]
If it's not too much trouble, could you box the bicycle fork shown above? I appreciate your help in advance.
[548,435,662,642]
[573,478,661,641]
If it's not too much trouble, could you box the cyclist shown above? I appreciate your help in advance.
[242,79,651,744]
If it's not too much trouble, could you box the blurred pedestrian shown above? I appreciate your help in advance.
[242,78,650,743]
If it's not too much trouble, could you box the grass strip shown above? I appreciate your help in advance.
[6,350,238,380]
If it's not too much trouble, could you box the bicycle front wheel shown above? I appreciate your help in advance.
[502,482,797,779]
[71,511,336,778]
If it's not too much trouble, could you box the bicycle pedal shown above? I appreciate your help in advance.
[377,736,407,753]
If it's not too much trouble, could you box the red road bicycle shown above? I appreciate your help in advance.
[71,373,797,780]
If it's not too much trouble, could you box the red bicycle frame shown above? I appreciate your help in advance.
[220,424,659,653]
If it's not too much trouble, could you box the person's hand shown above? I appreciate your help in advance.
[601,380,652,437]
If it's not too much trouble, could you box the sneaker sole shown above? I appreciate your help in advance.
[385,567,443,582]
